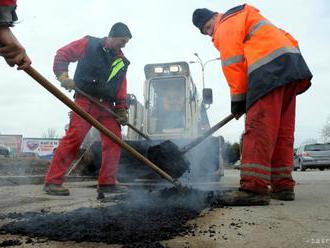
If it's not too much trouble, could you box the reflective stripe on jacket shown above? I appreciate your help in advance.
[212,4,312,109]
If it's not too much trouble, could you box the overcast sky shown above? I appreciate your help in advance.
[0,0,329,146]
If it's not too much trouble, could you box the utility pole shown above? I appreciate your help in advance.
[189,53,220,89]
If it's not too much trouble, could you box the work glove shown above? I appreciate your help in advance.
[57,72,75,91]
[113,108,128,125]
[231,100,246,120]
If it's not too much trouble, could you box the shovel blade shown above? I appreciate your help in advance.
[147,140,190,179]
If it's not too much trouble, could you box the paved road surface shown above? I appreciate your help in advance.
[0,169,329,247]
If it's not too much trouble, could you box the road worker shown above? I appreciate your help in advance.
[44,22,132,196]
[159,83,185,130]
[192,4,312,204]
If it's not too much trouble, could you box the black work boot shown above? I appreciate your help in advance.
[44,184,70,196]
[271,189,295,201]
[214,188,270,206]
[97,184,128,194]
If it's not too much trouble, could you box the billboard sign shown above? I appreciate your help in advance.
[22,138,60,160]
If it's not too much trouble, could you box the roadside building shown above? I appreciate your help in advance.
[0,134,23,157]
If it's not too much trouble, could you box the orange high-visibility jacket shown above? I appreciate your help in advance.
[212,4,312,109]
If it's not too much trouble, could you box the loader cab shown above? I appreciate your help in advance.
[143,62,204,139]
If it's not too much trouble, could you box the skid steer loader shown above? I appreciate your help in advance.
[79,62,224,183]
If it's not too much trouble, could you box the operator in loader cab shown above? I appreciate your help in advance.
[192,5,312,204]
[159,82,185,130]
[44,22,132,196]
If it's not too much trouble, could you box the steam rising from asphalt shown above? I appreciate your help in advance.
[173,137,223,186]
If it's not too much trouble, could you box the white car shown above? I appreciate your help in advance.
[294,143,330,171]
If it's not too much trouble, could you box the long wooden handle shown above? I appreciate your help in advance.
[74,87,150,141]
[180,114,235,154]
[23,66,176,184]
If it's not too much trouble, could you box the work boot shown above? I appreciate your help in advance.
[97,184,128,194]
[213,188,270,206]
[44,184,70,196]
[271,189,295,201]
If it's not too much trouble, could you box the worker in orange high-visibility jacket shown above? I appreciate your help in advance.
[192,4,312,204]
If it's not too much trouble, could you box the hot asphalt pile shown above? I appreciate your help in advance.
[0,188,226,247]
[0,239,22,247]
[147,140,190,179]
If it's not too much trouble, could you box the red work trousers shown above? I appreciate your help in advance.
[240,81,309,194]
[45,96,121,185]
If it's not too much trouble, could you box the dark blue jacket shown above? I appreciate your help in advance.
[73,36,129,102]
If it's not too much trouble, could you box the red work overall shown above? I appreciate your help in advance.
[45,95,121,186]
[240,80,309,194]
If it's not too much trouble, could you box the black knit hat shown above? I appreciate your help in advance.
[192,8,217,33]
[109,22,132,38]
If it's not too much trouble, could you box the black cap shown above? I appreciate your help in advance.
[192,8,217,33]
[109,22,132,38]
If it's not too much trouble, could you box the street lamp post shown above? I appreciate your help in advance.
[189,52,220,89]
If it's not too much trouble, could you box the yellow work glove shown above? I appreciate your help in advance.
[57,72,75,91]
[113,108,128,125]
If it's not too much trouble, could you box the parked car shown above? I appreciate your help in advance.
[0,145,10,158]
[294,143,330,171]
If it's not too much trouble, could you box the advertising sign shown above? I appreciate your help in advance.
[22,138,60,160]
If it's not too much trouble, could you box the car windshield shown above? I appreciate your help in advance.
[305,144,330,151]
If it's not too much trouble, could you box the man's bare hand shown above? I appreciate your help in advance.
[0,27,31,70]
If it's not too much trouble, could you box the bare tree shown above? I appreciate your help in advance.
[42,128,59,138]
[321,116,330,142]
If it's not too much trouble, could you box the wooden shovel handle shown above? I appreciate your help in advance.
[180,114,235,154]
[74,87,150,141]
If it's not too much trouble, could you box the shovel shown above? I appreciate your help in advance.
[23,66,182,189]
[147,114,235,178]
[74,87,150,140]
